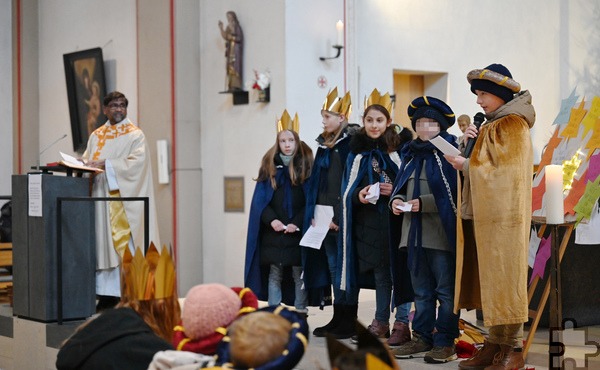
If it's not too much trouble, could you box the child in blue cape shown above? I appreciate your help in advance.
[245,111,313,313]
[389,96,459,364]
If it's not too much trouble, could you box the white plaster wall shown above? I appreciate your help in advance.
[7,0,600,290]
[199,0,286,286]
[350,0,561,162]
[568,2,600,98]
[37,0,137,163]
[175,0,203,295]
[198,0,600,286]
[0,0,12,196]
[285,0,346,152]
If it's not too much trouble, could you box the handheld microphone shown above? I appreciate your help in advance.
[463,113,485,158]
[37,134,68,169]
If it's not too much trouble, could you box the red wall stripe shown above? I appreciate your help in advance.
[16,0,22,174]
[169,0,178,260]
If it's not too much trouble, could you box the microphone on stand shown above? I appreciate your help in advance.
[37,134,68,170]
[463,113,485,158]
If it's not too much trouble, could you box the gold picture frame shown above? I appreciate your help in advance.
[224,176,244,212]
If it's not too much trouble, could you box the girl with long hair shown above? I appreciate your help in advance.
[245,112,313,313]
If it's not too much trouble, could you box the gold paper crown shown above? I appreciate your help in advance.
[322,87,352,117]
[121,243,176,301]
[364,88,393,115]
[277,109,300,133]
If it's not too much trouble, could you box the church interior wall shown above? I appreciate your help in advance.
[0,1,13,196]
[37,0,138,166]
[1,0,599,293]
[173,0,203,297]
[198,0,286,287]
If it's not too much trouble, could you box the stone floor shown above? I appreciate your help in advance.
[296,290,600,370]
[1,290,600,369]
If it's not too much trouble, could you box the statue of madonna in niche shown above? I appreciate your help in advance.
[218,11,244,91]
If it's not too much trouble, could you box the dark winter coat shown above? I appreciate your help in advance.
[339,132,402,291]
[245,155,311,305]
[302,125,356,293]
[259,158,306,266]
[56,307,173,370]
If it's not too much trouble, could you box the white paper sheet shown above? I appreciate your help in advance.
[28,174,43,217]
[430,136,461,156]
[300,205,334,249]
[365,182,380,204]
[60,151,85,165]
[575,202,600,244]
[395,202,412,212]
[528,227,542,268]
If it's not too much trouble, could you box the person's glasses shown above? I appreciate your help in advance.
[108,103,127,110]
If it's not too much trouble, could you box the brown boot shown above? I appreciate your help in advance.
[484,345,525,370]
[387,321,411,347]
[458,341,501,370]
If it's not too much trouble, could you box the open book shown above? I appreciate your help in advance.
[58,152,104,173]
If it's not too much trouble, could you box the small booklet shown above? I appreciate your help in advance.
[58,152,104,173]
[430,136,461,156]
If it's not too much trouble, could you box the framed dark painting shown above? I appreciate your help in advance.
[63,47,107,152]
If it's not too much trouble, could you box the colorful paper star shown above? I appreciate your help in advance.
[560,99,587,139]
[529,235,551,285]
[553,88,579,125]
[581,96,600,137]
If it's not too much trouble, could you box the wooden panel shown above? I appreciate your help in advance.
[393,72,423,132]
[0,243,11,268]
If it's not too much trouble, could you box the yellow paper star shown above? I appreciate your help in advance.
[581,96,600,137]
[574,176,600,226]
[585,118,600,151]
[560,99,587,139]
[562,150,583,191]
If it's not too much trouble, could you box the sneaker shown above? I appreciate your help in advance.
[424,345,458,364]
[351,319,389,344]
[387,321,411,347]
[392,334,432,359]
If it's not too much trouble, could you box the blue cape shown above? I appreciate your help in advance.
[389,132,457,305]
[244,168,321,306]
[301,133,351,293]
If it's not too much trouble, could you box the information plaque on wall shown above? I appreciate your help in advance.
[224,176,244,212]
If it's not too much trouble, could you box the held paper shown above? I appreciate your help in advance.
[430,136,461,156]
[300,205,333,249]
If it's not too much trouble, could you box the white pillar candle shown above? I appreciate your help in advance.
[336,20,344,46]
[545,164,564,224]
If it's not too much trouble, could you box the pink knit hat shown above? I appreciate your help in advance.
[173,285,258,355]
[181,283,242,339]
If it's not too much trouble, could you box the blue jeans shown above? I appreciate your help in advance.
[323,233,354,305]
[410,248,460,347]
[373,263,392,322]
[394,302,411,324]
[339,264,397,322]
[268,264,308,311]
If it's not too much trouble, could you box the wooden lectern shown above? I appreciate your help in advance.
[12,174,95,322]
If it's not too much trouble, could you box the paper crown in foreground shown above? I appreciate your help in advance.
[364,88,393,115]
[121,243,176,301]
[327,320,399,370]
[322,87,352,118]
[277,109,300,134]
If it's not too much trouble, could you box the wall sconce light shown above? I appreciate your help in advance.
[319,20,344,61]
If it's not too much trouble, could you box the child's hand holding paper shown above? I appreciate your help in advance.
[364,182,380,204]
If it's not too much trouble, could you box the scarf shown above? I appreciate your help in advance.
[396,131,457,273]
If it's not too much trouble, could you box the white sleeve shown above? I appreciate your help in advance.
[105,159,119,191]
